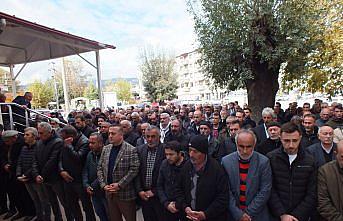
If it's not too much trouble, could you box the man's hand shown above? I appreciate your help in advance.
[185,207,206,221]
[281,214,299,221]
[60,171,74,182]
[191,211,206,221]
[104,185,113,192]
[138,191,149,201]
[110,183,121,192]
[64,137,74,146]
[240,213,252,221]
[4,164,11,172]
[167,202,178,213]
[86,187,94,195]
[145,190,154,198]
[36,175,44,184]
[17,175,29,182]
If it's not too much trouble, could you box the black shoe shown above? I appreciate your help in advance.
[0,208,9,215]
[3,211,16,220]
[23,216,35,221]
[10,213,25,221]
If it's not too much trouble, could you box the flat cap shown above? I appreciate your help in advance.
[2,130,19,140]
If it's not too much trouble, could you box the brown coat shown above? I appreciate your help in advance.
[317,160,343,221]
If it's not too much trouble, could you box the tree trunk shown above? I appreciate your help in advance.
[246,62,279,121]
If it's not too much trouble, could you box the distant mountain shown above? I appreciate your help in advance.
[102,77,139,85]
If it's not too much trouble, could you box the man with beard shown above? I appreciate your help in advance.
[148,112,159,126]
[268,122,317,221]
[174,135,229,221]
[83,133,108,221]
[157,141,187,221]
[135,126,166,221]
[159,113,172,143]
[164,119,190,153]
[75,115,97,138]
[179,108,191,130]
[307,125,337,168]
[301,114,320,148]
[99,122,110,145]
[257,122,282,155]
[204,106,213,122]
[222,130,272,221]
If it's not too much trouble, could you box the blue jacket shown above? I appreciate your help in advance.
[306,142,336,168]
[222,151,272,221]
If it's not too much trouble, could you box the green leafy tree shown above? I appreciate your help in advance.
[28,80,54,108]
[188,0,323,117]
[140,47,178,102]
[83,82,99,100]
[104,79,132,103]
[282,0,343,96]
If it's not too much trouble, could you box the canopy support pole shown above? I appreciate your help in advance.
[10,65,16,97]
[95,51,103,110]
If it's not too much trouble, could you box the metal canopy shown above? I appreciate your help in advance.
[0,11,115,65]
[0,11,116,110]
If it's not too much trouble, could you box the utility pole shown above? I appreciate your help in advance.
[61,58,70,114]
[49,62,59,109]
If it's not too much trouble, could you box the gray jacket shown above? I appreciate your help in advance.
[222,151,272,221]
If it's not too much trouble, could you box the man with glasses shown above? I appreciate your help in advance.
[267,122,317,221]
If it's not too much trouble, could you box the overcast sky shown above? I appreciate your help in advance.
[1,0,196,83]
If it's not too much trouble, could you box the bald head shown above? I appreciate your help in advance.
[120,120,131,135]
[336,141,343,168]
[318,126,334,146]
[320,108,330,121]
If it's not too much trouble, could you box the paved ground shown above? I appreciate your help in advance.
[0,205,144,221]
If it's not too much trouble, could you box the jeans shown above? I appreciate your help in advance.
[92,195,108,221]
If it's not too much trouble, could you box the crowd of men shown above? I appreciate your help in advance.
[0,91,343,221]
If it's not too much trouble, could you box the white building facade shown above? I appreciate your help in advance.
[175,50,228,104]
